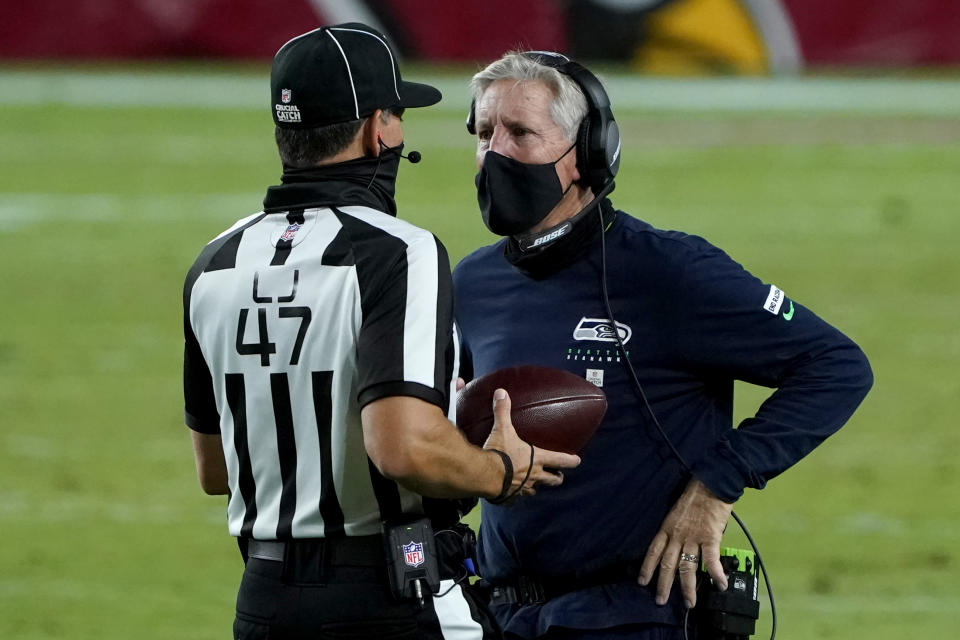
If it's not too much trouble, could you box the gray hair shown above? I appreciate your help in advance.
[470,52,588,143]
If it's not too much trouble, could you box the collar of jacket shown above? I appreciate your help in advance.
[504,198,617,280]
[262,153,399,216]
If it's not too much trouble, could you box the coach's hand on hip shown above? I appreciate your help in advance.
[638,477,734,608]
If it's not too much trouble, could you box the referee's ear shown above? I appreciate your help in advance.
[362,110,384,157]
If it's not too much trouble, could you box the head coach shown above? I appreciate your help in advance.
[452,51,873,639]
[181,26,579,640]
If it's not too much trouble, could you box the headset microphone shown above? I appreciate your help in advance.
[377,135,421,163]
[368,140,422,190]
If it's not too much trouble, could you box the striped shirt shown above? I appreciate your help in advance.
[183,177,462,539]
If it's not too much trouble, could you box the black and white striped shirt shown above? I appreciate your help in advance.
[183,178,462,539]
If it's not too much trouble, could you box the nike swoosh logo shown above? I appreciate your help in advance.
[782,300,795,321]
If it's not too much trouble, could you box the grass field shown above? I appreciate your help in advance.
[1,66,958,639]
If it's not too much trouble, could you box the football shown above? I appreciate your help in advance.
[456,365,607,454]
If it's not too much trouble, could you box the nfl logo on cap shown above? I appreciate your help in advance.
[270,23,442,129]
[402,541,424,567]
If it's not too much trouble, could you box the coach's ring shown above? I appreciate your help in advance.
[680,553,700,563]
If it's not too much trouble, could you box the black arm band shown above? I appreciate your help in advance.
[517,443,534,491]
[487,444,535,505]
[486,449,514,504]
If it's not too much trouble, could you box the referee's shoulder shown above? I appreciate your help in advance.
[207,211,266,246]
[183,211,266,297]
[334,205,445,251]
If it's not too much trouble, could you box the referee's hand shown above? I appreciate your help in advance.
[482,388,581,499]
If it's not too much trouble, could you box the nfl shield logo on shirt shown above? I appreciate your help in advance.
[402,541,424,567]
[281,88,292,104]
[280,223,301,242]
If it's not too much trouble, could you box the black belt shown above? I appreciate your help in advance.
[490,561,642,606]
[245,535,385,568]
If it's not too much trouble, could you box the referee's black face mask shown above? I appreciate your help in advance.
[278,142,404,217]
[475,144,576,237]
[281,142,403,191]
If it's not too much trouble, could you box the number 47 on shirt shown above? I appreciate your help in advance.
[236,269,311,367]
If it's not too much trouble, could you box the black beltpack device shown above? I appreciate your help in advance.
[384,518,441,607]
[695,547,761,639]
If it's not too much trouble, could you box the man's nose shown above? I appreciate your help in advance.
[488,125,509,154]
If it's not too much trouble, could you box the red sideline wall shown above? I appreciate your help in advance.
[0,0,564,61]
[379,0,565,61]
[1,0,958,66]
[782,0,960,66]
[1,1,320,59]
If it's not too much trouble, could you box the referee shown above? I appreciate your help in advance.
[182,23,580,640]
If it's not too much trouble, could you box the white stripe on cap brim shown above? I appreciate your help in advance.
[325,30,360,120]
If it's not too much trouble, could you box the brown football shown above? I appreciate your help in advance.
[456,365,607,454]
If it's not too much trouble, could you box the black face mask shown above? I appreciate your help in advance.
[273,144,403,216]
[475,144,576,236]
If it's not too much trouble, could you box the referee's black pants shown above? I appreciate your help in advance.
[233,547,498,639]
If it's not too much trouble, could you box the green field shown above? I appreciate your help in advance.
[1,67,958,639]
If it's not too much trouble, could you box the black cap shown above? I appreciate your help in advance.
[271,23,442,129]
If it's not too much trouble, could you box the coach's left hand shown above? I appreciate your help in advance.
[638,477,733,609]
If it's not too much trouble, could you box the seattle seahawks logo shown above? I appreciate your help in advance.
[573,317,632,344]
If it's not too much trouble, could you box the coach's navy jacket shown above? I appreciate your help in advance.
[453,206,872,636]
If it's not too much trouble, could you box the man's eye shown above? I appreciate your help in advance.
[477,129,491,141]
[513,128,528,137]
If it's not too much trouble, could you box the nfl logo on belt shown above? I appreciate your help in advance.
[402,541,424,567]
[281,88,292,104]
[280,223,300,241]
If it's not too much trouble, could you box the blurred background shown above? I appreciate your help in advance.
[1,1,958,638]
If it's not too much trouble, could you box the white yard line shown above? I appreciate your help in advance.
[0,193,262,232]
[2,69,960,115]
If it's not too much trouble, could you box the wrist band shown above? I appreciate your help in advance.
[487,444,535,505]
[487,449,513,504]
[517,443,535,492]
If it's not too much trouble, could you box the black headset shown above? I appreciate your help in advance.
[466,51,621,194]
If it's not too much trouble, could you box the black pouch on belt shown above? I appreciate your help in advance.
[384,518,442,606]
[433,521,479,579]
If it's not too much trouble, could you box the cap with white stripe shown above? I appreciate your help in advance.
[270,22,441,129]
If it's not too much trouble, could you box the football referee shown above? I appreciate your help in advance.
[182,23,580,640]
